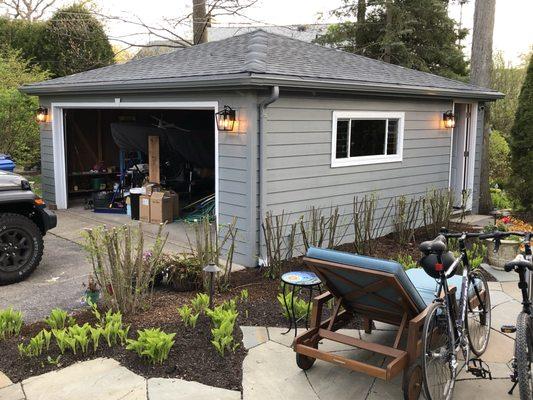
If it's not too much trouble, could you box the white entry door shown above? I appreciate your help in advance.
[450,104,472,209]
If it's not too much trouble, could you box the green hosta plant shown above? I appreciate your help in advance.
[126,328,175,364]
[42,329,52,351]
[44,308,75,330]
[277,291,311,320]
[0,308,23,340]
[52,328,69,354]
[240,289,249,302]
[206,301,239,357]
[190,293,209,314]
[68,324,91,354]
[177,305,199,328]
[18,330,47,357]
[90,327,103,352]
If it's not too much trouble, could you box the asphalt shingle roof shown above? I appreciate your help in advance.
[22,30,502,99]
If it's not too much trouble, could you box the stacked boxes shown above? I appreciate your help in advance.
[138,184,180,224]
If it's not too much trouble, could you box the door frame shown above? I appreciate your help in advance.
[447,101,478,211]
[50,101,219,220]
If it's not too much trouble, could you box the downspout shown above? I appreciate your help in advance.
[257,86,280,266]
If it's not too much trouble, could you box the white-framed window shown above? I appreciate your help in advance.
[331,111,405,167]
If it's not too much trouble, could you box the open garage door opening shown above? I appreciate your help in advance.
[63,107,216,223]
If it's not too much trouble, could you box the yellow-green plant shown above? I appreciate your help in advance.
[44,308,75,330]
[190,293,209,314]
[240,289,249,302]
[52,328,69,354]
[277,291,311,320]
[0,308,23,340]
[396,253,418,271]
[206,301,239,356]
[42,329,52,351]
[126,328,175,364]
[177,305,199,328]
[90,327,103,352]
[18,330,46,357]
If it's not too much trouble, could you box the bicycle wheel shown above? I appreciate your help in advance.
[466,271,491,356]
[422,301,456,400]
[515,312,533,400]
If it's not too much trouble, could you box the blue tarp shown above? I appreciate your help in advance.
[0,154,15,172]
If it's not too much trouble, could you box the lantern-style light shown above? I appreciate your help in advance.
[36,106,48,123]
[443,110,455,129]
[203,262,221,309]
[216,105,236,131]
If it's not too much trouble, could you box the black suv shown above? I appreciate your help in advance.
[0,171,57,284]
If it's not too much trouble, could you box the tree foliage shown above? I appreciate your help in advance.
[316,0,468,79]
[491,52,529,139]
[41,3,114,77]
[509,54,533,211]
[0,49,49,168]
[488,130,510,188]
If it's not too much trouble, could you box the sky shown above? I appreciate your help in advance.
[29,0,533,65]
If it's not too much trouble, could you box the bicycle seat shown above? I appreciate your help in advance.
[419,235,447,255]
[504,257,533,272]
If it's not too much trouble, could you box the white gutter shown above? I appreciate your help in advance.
[257,86,280,266]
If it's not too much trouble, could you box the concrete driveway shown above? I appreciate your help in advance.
[0,234,92,322]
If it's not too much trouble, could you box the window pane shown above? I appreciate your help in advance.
[349,119,386,157]
[387,119,398,155]
[336,119,349,158]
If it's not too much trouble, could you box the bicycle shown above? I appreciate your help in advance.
[418,231,493,400]
[497,230,533,400]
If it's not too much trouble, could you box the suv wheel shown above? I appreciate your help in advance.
[0,213,44,285]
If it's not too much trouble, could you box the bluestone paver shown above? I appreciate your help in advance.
[148,378,240,400]
[0,383,25,400]
[22,358,146,400]
[240,326,268,349]
[0,373,12,390]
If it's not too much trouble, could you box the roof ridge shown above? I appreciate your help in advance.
[243,29,268,73]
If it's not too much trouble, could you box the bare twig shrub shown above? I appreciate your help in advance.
[82,224,168,314]
[352,195,393,255]
[422,188,455,237]
[186,216,238,290]
[261,211,297,279]
[393,195,422,245]
[300,206,350,251]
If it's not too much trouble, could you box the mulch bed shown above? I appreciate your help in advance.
[0,221,496,388]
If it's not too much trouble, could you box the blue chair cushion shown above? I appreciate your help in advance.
[405,268,484,307]
[306,247,427,313]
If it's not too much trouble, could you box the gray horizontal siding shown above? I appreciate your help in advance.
[262,95,454,246]
[40,123,55,204]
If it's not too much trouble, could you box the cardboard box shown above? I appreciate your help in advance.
[168,191,180,218]
[143,183,159,196]
[150,192,173,224]
[139,195,151,222]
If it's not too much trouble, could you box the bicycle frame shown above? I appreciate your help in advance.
[434,234,486,353]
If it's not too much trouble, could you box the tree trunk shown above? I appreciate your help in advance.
[357,0,366,23]
[383,0,392,63]
[192,0,208,45]
[470,0,495,214]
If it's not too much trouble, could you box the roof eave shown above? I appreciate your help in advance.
[249,74,505,101]
[19,73,504,101]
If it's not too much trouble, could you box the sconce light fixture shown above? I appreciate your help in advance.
[443,110,455,129]
[36,106,49,123]
[216,105,236,131]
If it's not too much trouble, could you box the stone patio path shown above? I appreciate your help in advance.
[0,275,523,400]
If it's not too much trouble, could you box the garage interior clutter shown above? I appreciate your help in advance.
[65,108,216,224]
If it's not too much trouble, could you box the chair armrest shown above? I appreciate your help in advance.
[310,291,333,328]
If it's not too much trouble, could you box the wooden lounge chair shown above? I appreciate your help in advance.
[293,247,483,400]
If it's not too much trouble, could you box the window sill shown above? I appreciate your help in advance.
[331,155,403,168]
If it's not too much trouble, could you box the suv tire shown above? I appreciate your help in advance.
[0,213,44,285]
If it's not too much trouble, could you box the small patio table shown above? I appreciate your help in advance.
[280,271,322,337]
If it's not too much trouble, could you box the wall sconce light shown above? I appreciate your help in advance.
[36,106,49,123]
[443,110,455,129]
[216,105,236,131]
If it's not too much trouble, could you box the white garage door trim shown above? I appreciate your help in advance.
[51,101,219,220]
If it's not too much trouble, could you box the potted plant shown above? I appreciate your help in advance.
[83,274,100,304]
[483,216,532,269]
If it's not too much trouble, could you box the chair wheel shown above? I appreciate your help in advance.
[402,362,422,400]
[296,352,316,370]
